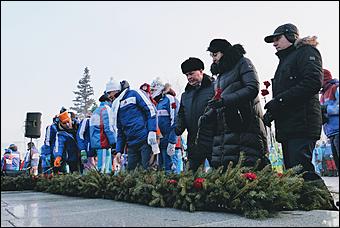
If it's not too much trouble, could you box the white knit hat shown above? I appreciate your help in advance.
[150,77,165,98]
[105,77,121,93]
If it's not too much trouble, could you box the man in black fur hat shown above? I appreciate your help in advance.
[203,38,269,170]
[175,57,215,172]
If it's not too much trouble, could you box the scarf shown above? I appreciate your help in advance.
[111,88,129,133]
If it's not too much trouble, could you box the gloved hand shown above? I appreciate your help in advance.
[264,98,280,116]
[54,156,62,167]
[167,143,176,156]
[263,112,274,127]
[151,144,160,155]
[207,98,224,109]
[80,150,88,164]
[147,131,157,146]
[116,152,122,164]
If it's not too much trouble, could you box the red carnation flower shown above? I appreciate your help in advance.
[261,89,269,96]
[213,88,222,100]
[263,81,271,89]
[242,172,257,181]
[193,177,205,190]
[167,179,178,184]
[171,102,177,109]
[277,173,283,178]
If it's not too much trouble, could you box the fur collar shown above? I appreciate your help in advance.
[211,44,246,74]
[276,36,319,59]
[294,36,319,49]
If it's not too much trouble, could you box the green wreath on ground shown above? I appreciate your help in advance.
[1,154,335,219]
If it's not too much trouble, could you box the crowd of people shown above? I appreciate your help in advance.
[1,142,40,176]
[313,141,339,177]
[1,23,339,207]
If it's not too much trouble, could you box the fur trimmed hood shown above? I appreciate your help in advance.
[294,36,319,49]
[276,36,319,59]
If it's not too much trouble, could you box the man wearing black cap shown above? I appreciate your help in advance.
[175,57,215,172]
[263,23,337,210]
[264,23,300,46]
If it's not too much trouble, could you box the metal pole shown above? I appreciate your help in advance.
[29,138,33,175]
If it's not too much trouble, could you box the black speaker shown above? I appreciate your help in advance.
[25,112,42,138]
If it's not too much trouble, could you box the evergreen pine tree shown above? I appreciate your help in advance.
[70,67,96,118]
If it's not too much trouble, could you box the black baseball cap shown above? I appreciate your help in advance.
[264,23,299,43]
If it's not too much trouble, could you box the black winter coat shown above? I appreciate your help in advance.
[271,40,323,142]
[175,74,215,160]
[210,56,268,168]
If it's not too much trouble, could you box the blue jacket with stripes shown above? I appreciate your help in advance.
[116,89,157,153]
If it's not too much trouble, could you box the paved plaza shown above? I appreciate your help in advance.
[1,177,338,227]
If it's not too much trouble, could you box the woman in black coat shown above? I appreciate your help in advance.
[201,39,269,170]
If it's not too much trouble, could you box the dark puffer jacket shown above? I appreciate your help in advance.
[209,47,268,169]
[175,74,215,160]
[271,37,323,142]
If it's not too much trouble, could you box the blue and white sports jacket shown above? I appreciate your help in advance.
[116,89,157,153]
[1,149,20,171]
[42,123,58,156]
[320,79,339,137]
[90,101,116,149]
[23,146,40,169]
[53,130,79,162]
[156,94,179,148]
[77,117,96,156]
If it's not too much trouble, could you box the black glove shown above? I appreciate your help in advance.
[264,98,280,116]
[208,98,224,109]
[263,112,274,127]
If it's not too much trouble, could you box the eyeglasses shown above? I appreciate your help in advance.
[273,35,282,42]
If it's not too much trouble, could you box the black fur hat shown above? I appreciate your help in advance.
[207,39,232,53]
[181,57,204,74]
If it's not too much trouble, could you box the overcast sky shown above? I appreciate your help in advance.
[1,1,339,155]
